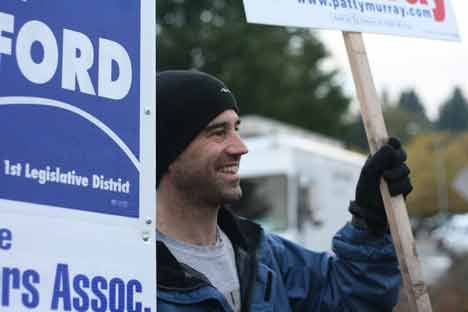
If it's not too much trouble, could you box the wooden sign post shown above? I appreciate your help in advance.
[343,32,432,312]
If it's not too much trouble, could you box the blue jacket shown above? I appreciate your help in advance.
[157,208,401,311]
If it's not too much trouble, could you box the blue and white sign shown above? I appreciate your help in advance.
[0,1,156,311]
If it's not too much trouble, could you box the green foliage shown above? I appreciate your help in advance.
[397,89,427,118]
[383,105,431,143]
[157,0,351,139]
[406,132,468,217]
[437,87,468,132]
[342,117,368,152]
[343,88,432,152]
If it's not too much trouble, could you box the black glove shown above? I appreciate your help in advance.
[349,137,413,233]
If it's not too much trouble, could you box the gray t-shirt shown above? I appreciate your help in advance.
[157,227,241,312]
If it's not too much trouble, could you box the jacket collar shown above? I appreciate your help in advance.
[157,207,262,290]
[218,206,262,252]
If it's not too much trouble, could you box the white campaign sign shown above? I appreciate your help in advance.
[243,0,459,41]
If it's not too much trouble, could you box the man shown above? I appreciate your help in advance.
[156,70,412,311]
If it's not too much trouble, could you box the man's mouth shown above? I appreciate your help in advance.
[219,164,239,174]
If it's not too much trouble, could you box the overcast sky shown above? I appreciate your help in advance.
[317,0,467,120]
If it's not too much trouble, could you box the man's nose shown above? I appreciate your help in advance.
[227,132,248,156]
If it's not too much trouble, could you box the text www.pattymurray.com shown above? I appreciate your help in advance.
[297,0,446,22]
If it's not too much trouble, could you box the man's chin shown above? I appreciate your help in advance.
[221,188,242,204]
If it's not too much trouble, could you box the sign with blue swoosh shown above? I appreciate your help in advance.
[0,1,144,217]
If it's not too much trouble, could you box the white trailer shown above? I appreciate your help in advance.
[231,116,366,251]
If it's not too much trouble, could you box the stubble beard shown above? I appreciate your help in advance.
[217,177,243,204]
[171,167,243,208]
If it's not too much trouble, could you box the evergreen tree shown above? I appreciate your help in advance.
[437,87,468,132]
[157,0,351,139]
[397,89,427,118]
[343,89,431,150]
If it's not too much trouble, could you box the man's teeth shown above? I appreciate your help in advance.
[220,165,239,174]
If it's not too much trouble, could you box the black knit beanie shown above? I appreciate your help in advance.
[156,70,239,187]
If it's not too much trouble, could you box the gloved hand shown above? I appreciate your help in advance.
[349,137,413,234]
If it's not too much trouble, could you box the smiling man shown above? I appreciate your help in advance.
[156,70,412,312]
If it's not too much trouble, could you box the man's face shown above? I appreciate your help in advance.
[168,109,248,205]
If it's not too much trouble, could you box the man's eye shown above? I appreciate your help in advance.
[212,129,226,136]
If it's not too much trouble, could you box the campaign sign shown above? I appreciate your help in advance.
[243,0,459,41]
[0,1,156,311]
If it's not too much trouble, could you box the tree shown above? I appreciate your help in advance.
[343,91,431,151]
[342,117,368,152]
[157,0,351,139]
[397,89,427,118]
[437,87,468,132]
[383,106,431,144]
[382,89,431,144]
[405,132,468,217]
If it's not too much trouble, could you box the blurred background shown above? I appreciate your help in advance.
[157,1,468,310]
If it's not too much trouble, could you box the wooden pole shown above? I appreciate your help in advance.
[343,31,432,312]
